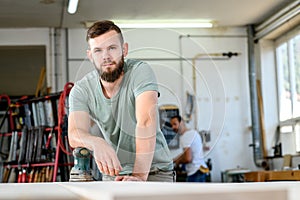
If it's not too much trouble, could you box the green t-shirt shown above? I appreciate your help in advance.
[69,59,173,174]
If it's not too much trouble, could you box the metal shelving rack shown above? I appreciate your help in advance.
[0,82,74,183]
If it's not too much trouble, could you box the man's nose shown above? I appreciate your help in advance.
[103,49,109,58]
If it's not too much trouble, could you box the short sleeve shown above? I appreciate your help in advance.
[181,131,196,148]
[69,83,89,113]
[131,62,159,97]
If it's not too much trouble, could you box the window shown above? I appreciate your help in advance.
[277,32,300,120]
[276,29,300,152]
[293,35,300,117]
[277,43,291,121]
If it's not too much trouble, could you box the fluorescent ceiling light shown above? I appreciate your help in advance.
[84,20,214,29]
[117,22,213,28]
[67,0,79,14]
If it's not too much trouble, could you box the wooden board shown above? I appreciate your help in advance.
[1,181,300,200]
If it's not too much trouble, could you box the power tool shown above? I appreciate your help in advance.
[69,147,93,182]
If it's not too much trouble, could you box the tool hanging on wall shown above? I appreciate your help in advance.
[184,92,195,123]
[0,95,14,133]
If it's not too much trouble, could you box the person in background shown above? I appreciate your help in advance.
[170,115,208,182]
[68,20,174,182]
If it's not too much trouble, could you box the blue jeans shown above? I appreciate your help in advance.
[186,170,207,182]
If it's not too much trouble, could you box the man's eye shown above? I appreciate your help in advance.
[109,46,116,50]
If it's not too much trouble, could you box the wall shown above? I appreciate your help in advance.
[67,27,258,182]
[0,26,268,182]
[0,28,54,92]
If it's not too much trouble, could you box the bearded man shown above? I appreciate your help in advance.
[68,20,174,182]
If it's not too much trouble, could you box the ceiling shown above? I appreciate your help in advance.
[0,0,297,29]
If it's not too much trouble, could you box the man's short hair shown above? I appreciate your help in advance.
[171,115,182,122]
[86,20,124,43]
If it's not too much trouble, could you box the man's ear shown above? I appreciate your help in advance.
[86,49,93,62]
[123,43,128,57]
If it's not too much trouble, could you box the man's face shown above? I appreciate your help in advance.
[170,118,181,134]
[87,30,128,82]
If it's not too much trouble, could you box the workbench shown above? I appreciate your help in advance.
[244,170,300,182]
[1,181,300,200]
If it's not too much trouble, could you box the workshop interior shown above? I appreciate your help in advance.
[0,0,300,191]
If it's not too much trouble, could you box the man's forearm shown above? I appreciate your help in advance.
[174,153,189,165]
[129,90,158,181]
[132,126,156,181]
[173,148,192,165]
[68,128,102,151]
[68,111,109,154]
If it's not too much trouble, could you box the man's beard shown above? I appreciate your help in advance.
[95,56,124,82]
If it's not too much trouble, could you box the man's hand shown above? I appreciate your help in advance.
[115,175,145,181]
[68,111,122,176]
[93,138,122,176]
